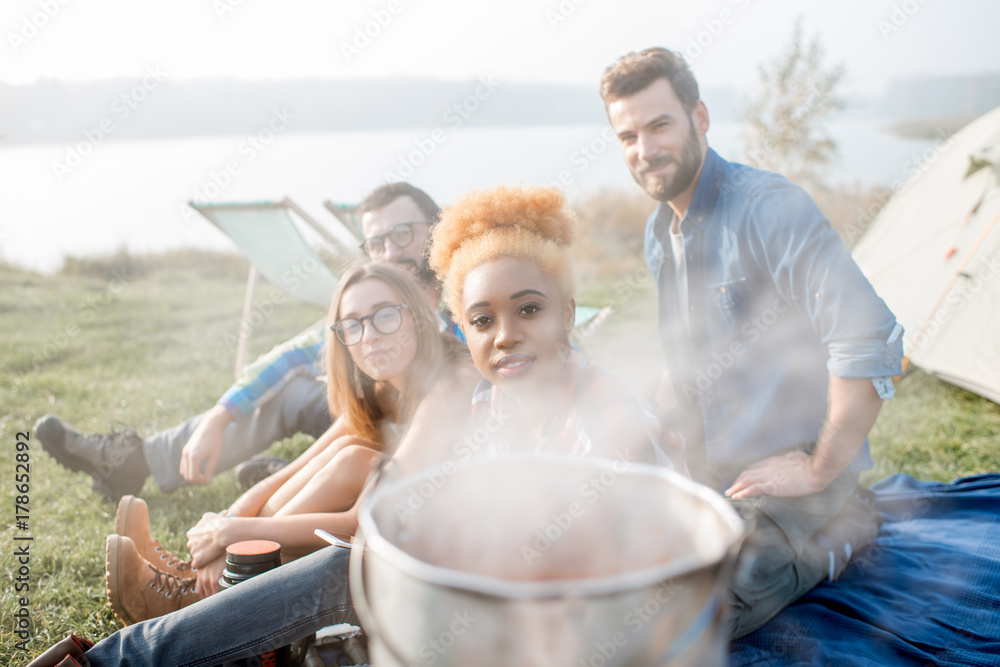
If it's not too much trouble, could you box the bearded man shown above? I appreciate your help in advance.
[601,47,904,637]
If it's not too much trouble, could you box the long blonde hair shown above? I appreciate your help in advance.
[326,263,458,445]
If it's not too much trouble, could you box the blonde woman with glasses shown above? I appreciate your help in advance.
[103,262,475,625]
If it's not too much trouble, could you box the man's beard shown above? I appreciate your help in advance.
[395,256,438,289]
[632,120,703,203]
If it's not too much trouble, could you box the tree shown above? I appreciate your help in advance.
[743,19,846,190]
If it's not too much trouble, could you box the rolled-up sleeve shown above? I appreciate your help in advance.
[828,322,904,399]
[746,182,905,397]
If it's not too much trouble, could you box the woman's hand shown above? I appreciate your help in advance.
[186,511,230,569]
[194,555,227,599]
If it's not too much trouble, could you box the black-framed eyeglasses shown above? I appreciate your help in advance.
[331,304,409,346]
[360,222,430,258]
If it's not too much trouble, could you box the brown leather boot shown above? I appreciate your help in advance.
[115,495,194,578]
[105,535,198,626]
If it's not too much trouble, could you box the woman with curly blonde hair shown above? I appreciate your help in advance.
[416,185,675,467]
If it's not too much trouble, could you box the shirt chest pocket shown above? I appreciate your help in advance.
[706,277,749,331]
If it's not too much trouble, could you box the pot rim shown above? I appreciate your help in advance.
[357,454,744,600]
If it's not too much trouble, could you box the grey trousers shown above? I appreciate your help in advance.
[143,376,332,493]
[725,470,881,638]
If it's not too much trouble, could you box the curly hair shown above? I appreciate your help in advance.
[428,186,577,318]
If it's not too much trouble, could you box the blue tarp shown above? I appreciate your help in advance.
[731,474,1000,666]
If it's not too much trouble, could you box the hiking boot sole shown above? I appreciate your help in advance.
[35,416,94,475]
[114,495,138,537]
[106,535,137,626]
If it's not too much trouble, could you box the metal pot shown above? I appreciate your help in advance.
[351,454,743,666]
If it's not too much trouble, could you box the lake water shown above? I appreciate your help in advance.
[0,119,937,272]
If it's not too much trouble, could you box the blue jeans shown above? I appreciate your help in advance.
[82,546,355,666]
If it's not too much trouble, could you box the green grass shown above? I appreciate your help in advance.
[0,257,319,662]
[1,256,998,663]
[864,371,1000,485]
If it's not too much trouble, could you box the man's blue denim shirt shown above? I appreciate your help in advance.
[645,148,903,482]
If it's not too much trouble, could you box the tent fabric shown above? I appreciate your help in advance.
[852,106,1000,404]
[730,474,1000,666]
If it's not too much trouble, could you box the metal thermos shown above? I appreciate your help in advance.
[220,539,292,667]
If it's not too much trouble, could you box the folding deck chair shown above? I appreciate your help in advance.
[323,199,362,238]
[190,198,362,376]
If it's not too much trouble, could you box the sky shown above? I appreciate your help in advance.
[2,0,999,96]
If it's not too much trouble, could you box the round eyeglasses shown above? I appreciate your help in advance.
[360,222,430,258]
[331,304,408,346]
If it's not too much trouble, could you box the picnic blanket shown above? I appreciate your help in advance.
[731,473,1000,666]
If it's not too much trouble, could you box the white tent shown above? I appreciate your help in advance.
[852,106,1000,403]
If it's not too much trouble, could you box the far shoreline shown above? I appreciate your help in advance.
[884,114,978,140]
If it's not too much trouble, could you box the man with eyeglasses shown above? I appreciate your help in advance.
[36,182,463,502]
[358,192,437,288]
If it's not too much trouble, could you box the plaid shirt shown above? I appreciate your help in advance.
[470,351,683,470]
